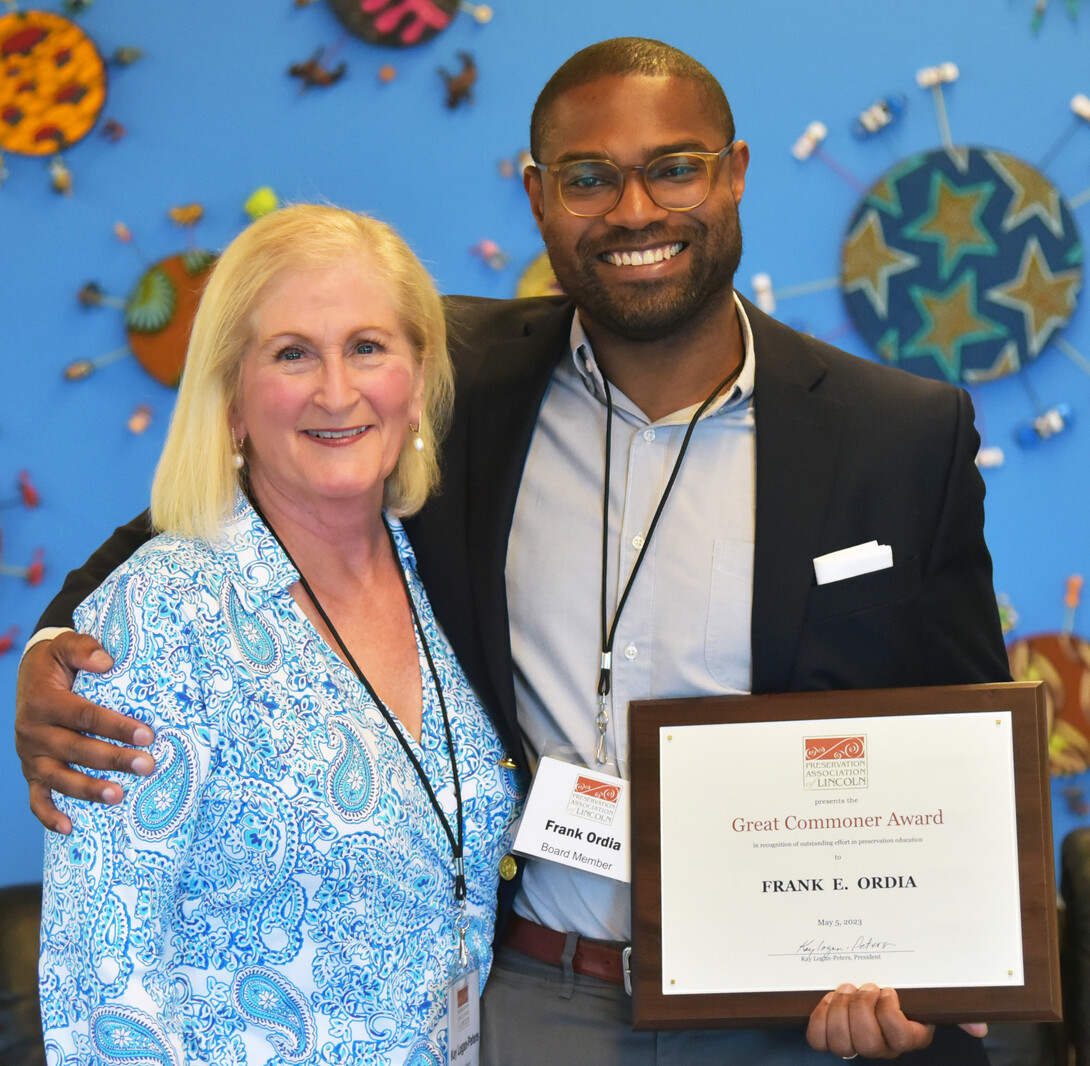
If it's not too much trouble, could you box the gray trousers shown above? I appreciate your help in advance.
[480,943,991,1065]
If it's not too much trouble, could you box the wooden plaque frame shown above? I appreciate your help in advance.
[628,682,1059,1029]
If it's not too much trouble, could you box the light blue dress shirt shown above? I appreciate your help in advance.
[507,296,757,941]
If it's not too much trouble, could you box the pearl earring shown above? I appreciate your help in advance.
[231,430,245,469]
[411,413,424,453]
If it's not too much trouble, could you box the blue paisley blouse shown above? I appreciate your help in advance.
[39,495,522,1066]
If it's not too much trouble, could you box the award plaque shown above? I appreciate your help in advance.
[628,682,1059,1028]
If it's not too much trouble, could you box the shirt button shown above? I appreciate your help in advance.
[631,534,645,549]
[624,643,638,660]
[643,429,656,442]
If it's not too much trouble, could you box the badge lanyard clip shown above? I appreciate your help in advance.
[595,652,612,765]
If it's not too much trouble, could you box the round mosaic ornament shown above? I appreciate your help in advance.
[0,9,106,155]
[327,0,458,47]
[841,147,1083,384]
[126,251,216,387]
[1008,632,1090,775]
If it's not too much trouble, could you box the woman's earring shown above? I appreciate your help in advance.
[231,430,246,469]
[411,412,424,452]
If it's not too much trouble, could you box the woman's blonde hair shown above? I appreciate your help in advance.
[150,204,453,540]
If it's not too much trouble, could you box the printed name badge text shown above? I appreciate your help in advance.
[513,756,630,883]
[448,968,479,1066]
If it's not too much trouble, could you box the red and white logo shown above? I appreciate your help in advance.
[806,736,865,761]
[567,774,623,825]
[803,735,868,790]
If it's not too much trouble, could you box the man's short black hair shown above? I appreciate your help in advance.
[530,37,735,161]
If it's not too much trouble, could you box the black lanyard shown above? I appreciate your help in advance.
[595,356,745,765]
[249,498,467,904]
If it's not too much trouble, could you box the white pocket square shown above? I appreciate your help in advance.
[813,541,893,586]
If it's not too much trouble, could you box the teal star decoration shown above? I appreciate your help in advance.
[840,147,1082,383]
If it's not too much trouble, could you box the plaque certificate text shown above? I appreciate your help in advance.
[660,712,1018,992]
[629,684,1059,1027]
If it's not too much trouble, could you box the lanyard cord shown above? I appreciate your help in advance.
[595,357,745,765]
[249,497,467,902]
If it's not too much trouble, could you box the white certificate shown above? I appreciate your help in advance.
[658,712,1022,995]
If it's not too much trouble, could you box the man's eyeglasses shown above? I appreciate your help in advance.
[530,144,734,218]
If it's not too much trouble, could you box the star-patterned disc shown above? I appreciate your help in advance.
[840,147,1083,384]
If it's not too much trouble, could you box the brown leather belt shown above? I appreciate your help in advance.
[503,913,630,987]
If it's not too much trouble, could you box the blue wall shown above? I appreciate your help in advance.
[2,0,1088,885]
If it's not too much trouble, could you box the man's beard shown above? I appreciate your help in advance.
[545,211,743,343]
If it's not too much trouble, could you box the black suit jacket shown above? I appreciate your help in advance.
[402,292,1011,769]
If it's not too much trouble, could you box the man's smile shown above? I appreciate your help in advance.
[598,241,686,267]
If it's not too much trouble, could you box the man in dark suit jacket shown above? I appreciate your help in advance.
[18,37,1007,1063]
[413,292,1007,736]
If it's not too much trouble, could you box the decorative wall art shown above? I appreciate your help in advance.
[763,66,1090,462]
[0,6,140,190]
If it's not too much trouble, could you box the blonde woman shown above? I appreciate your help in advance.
[39,205,521,1065]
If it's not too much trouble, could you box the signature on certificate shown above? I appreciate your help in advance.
[786,936,906,961]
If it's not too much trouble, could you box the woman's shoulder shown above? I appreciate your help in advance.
[113,529,224,591]
[91,495,283,599]
[74,530,229,631]
[75,498,297,642]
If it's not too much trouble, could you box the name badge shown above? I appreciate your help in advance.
[447,967,480,1066]
[512,756,630,882]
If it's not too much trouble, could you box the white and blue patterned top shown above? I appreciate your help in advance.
[40,494,522,1066]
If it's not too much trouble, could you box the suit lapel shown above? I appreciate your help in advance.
[746,302,844,693]
[465,300,574,726]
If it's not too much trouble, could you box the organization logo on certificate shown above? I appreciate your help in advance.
[567,775,623,825]
[803,735,868,790]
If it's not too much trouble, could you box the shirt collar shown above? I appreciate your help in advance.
[213,490,413,602]
[566,290,756,424]
[216,491,301,599]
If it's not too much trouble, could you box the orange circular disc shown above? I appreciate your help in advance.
[126,252,215,388]
[0,10,107,156]
[1008,632,1090,775]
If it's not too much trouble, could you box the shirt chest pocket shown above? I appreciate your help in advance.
[704,537,755,691]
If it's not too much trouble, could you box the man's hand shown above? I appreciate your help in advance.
[15,633,156,834]
[806,984,987,1059]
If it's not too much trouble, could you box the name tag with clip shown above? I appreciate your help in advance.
[447,967,480,1066]
[512,756,630,882]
